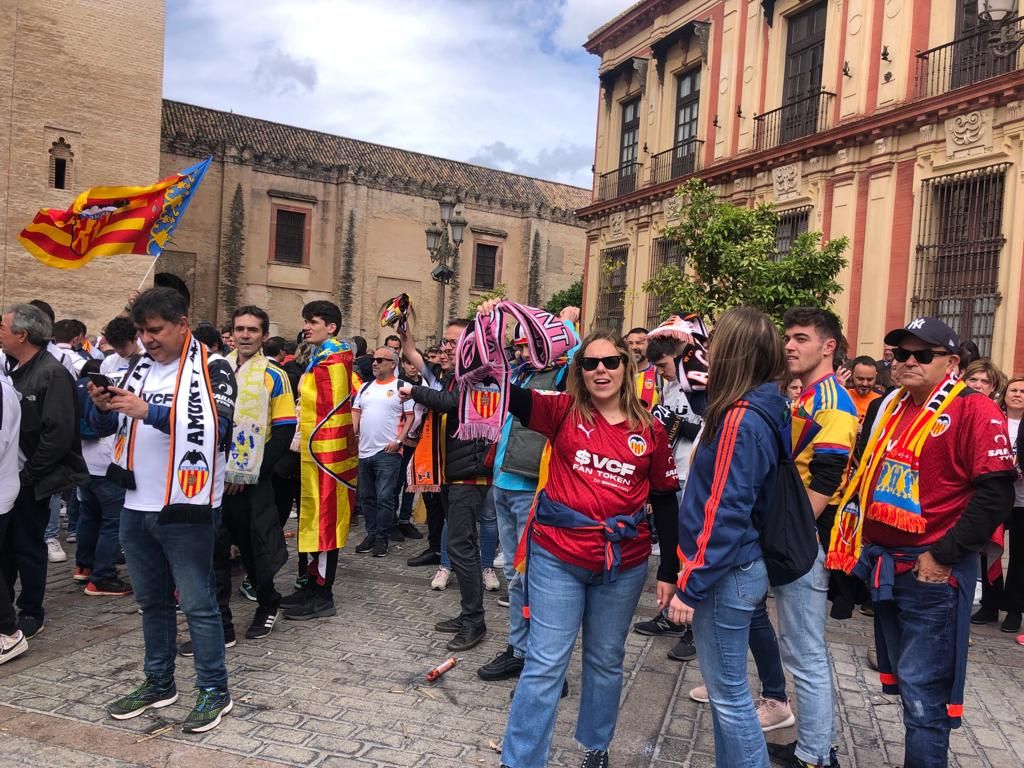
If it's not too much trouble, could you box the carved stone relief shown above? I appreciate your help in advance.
[772,162,801,201]
[945,109,993,157]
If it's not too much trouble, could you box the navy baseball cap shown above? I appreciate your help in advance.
[883,317,960,353]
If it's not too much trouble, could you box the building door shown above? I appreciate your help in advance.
[952,0,1013,90]
[780,2,826,144]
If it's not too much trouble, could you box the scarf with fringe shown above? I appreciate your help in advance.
[647,312,709,393]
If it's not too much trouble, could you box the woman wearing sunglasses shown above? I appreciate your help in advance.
[475,301,679,768]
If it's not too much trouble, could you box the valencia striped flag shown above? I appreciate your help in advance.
[18,157,211,269]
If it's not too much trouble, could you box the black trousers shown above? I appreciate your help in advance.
[0,514,15,635]
[425,492,444,552]
[441,484,487,629]
[0,488,50,621]
[981,505,1024,614]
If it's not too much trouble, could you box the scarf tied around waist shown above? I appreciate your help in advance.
[454,301,574,442]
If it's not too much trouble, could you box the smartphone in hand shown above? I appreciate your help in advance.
[87,372,115,390]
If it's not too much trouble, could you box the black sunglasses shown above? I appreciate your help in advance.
[580,355,624,371]
[372,356,394,364]
[892,348,951,364]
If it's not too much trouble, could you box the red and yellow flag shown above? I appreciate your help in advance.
[18,157,210,269]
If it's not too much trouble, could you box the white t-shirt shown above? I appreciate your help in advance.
[352,376,413,459]
[81,353,136,476]
[125,359,226,511]
[47,341,77,378]
[660,381,700,482]
[0,373,23,515]
[1009,417,1024,508]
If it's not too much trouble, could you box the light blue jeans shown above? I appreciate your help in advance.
[773,545,836,765]
[440,486,498,569]
[691,557,770,768]
[501,544,648,768]
[493,486,535,656]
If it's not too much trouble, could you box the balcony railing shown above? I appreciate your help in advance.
[649,139,704,186]
[597,162,642,201]
[753,90,835,151]
[914,18,1024,100]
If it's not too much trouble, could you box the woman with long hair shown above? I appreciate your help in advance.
[974,376,1024,633]
[482,304,678,768]
[667,306,788,767]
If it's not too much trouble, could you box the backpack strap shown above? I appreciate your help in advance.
[733,401,786,460]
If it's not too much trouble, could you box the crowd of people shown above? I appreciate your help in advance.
[0,286,1019,768]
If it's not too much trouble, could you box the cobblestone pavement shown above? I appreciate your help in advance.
[2,526,1023,768]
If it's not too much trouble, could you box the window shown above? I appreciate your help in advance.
[48,137,73,190]
[780,2,827,144]
[596,246,628,334]
[473,243,498,290]
[951,0,1013,90]
[620,98,641,169]
[271,208,308,264]
[646,238,685,328]
[774,207,811,260]
[912,164,1007,357]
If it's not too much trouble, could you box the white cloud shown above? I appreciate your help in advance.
[163,0,635,186]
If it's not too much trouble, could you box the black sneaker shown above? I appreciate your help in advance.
[447,623,486,652]
[971,605,999,624]
[245,610,280,640]
[407,548,441,567]
[667,628,697,661]
[238,577,257,602]
[633,613,687,637]
[399,522,424,539]
[777,748,840,768]
[354,535,375,554]
[283,593,336,621]
[182,687,233,733]
[389,527,406,542]
[372,537,388,557]
[280,582,316,608]
[107,676,178,720]
[435,615,464,633]
[84,578,133,596]
[178,629,237,657]
[1002,612,1022,633]
[477,645,525,681]
[580,748,609,768]
[16,614,43,640]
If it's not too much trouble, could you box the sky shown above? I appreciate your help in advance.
[163,0,635,189]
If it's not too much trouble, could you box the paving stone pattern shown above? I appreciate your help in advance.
[1,527,1022,767]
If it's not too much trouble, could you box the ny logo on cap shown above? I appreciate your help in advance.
[907,318,927,330]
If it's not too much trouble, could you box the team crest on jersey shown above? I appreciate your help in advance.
[930,414,951,438]
[177,450,210,499]
[470,387,501,421]
[386,389,394,398]
[627,434,648,457]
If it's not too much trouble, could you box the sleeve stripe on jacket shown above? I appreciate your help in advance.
[677,405,745,592]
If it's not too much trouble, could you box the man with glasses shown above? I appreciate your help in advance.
[352,347,413,557]
[827,317,1015,768]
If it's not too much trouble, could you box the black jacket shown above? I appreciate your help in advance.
[10,348,88,500]
[409,379,492,482]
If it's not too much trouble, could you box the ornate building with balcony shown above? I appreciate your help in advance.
[578,0,1024,372]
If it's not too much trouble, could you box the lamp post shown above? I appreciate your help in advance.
[425,195,467,340]
[980,0,1024,56]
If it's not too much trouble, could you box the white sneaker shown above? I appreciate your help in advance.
[689,684,709,703]
[482,567,500,591]
[493,550,505,569]
[755,696,796,732]
[46,538,67,563]
[0,630,27,666]
[430,567,451,590]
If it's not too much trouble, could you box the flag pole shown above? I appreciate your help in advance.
[135,256,158,292]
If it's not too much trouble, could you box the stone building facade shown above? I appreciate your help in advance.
[0,0,165,333]
[580,0,1024,373]
[159,102,589,344]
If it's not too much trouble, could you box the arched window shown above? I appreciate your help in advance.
[49,137,74,190]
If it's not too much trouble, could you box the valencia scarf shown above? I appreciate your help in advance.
[224,351,271,485]
[109,332,218,515]
[408,408,442,492]
[454,301,574,442]
[379,293,412,333]
[826,375,963,573]
[647,312,709,393]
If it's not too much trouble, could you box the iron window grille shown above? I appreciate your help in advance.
[273,209,307,264]
[911,163,1008,358]
[596,246,629,334]
[473,243,498,290]
[646,238,686,328]
[774,206,811,261]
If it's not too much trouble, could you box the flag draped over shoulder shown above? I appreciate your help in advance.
[18,157,211,269]
[298,340,358,554]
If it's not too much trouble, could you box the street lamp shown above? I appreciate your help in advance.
[425,198,467,339]
[980,0,1024,56]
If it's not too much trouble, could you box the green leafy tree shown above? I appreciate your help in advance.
[543,278,582,315]
[219,183,245,320]
[644,179,848,326]
[466,283,508,318]
[527,231,543,306]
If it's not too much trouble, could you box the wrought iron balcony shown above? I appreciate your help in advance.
[597,162,642,201]
[914,17,1024,100]
[649,139,704,186]
[753,90,835,152]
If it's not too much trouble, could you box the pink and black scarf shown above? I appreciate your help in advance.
[647,312,710,392]
[454,301,574,441]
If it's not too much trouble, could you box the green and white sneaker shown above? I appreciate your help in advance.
[107,677,178,720]
[182,687,233,733]
[238,577,257,602]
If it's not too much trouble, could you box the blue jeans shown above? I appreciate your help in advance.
[773,545,835,765]
[493,487,535,656]
[750,600,787,702]
[440,487,499,569]
[875,569,965,768]
[501,544,647,768]
[45,494,62,540]
[357,450,403,538]
[692,558,770,768]
[120,507,227,691]
[75,476,125,581]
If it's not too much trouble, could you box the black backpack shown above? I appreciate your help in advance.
[742,402,819,587]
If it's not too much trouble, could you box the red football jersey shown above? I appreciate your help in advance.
[526,390,679,571]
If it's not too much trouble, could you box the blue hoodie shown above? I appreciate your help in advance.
[676,382,788,605]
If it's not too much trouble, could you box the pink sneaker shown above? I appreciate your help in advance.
[756,696,796,732]
[688,684,709,703]
[1017,633,1024,646]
